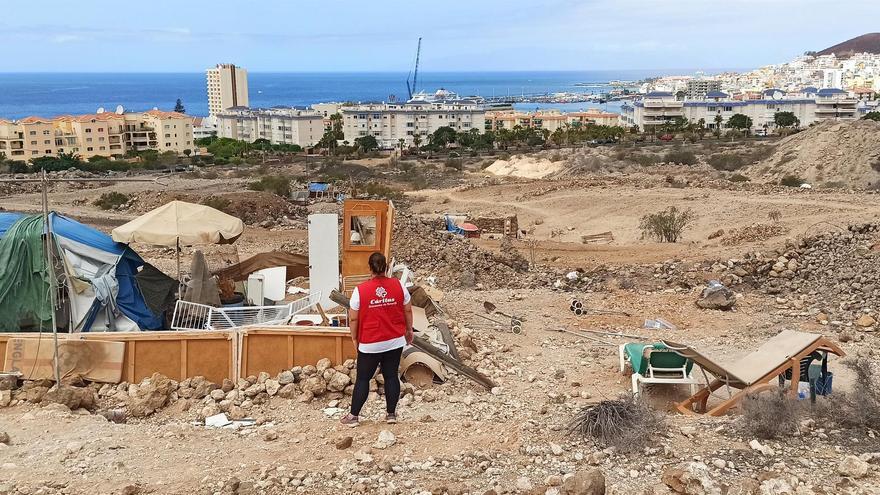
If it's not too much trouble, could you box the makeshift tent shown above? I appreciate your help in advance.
[0,212,164,332]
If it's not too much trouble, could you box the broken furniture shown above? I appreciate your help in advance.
[482,301,524,334]
[618,343,697,397]
[341,200,394,296]
[663,330,845,416]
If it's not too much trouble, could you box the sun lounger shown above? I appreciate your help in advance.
[619,342,698,397]
[663,330,845,416]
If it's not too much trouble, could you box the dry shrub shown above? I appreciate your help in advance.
[768,210,782,222]
[740,389,805,439]
[93,192,130,210]
[662,150,698,166]
[567,395,665,453]
[815,358,880,430]
[639,206,695,243]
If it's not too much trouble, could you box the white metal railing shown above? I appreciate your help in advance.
[170,290,322,331]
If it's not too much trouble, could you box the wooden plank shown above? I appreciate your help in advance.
[186,338,233,384]
[127,341,136,383]
[243,334,289,378]
[132,340,181,382]
[180,340,188,381]
[4,338,125,383]
[293,335,337,367]
[287,335,294,368]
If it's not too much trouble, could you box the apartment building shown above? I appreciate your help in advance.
[206,64,249,117]
[0,110,193,160]
[485,109,620,133]
[620,88,858,132]
[341,100,486,148]
[686,79,722,100]
[216,107,325,147]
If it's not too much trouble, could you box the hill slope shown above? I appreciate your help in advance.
[817,33,880,56]
[746,119,880,187]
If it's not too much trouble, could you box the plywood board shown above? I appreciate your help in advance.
[4,338,125,383]
[309,214,340,308]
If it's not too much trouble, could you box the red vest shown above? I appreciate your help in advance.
[356,276,407,344]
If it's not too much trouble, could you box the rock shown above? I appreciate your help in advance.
[550,443,564,456]
[326,372,351,393]
[726,479,759,495]
[220,378,235,393]
[0,390,11,408]
[855,314,876,328]
[515,477,534,492]
[264,379,280,396]
[127,373,175,418]
[0,374,17,391]
[335,436,353,450]
[0,432,9,445]
[301,377,326,396]
[680,426,697,437]
[42,386,97,411]
[316,358,332,372]
[374,429,396,449]
[696,285,736,311]
[278,370,295,385]
[708,229,724,240]
[748,439,775,456]
[758,478,793,495]
[191,377,217,399]
[210,389,226,401]
[276,383,298,399]
[560,468,604,495]
[837,455,869,478]
[661,463,720,495]
[263,430,278,442]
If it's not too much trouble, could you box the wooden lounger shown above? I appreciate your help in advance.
[663,330,845,416]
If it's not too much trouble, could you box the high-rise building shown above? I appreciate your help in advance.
[686,79,722,100]
[206,64,249,117]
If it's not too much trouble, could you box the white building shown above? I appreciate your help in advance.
[216,107,325,148]
[206,64,249,118]
[341,99,486,148]
[621,88,857,132]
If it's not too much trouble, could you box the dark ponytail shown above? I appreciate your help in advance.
[368,252,387,275]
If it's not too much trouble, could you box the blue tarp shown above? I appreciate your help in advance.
[0,212,164,331]
[308,182,330,193]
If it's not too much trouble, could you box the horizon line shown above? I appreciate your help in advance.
[0,68,749,75]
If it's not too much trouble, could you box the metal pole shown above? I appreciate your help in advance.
[41,169,62,387]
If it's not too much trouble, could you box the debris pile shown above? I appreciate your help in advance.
[392,214,530,289]
[134,190,301,226]
[719,222,789,246]
[722,223,880,324]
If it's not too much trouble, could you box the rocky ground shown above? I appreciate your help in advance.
[3,149,880,494]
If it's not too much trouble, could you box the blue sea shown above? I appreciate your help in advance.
[0,70,701,120]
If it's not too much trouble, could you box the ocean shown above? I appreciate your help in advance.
[0,70,679,120]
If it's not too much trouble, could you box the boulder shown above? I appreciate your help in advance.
[277,370,295,385]
[374,429,396,449]
[661,463,720,495]
[316,358,332,372]
[127,373,175,418]
[336,436,353,450]
[696,285,736,311]
[264,379,280,397]
[560,469,605,495]
[301,377,326,397]
[855,314,876,328]
[837,455,869,478]
[42,386,97,411]
[327,372,351,392]
[0,374,17,391]
[276,383,298,399]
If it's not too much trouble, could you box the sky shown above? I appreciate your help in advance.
[2,0,879,72]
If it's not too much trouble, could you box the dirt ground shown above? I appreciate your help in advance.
[2,159,880,495]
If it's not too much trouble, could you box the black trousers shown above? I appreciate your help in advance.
[350,347,402,416]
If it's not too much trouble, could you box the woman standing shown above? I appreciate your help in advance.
[340,252,413,427]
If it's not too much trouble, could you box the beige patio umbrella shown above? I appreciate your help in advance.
[111,200,244,281]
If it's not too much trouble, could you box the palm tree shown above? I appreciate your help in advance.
[713,114,723,138]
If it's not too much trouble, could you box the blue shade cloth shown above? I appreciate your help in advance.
[0,211,164,330]
[308,182,330,192]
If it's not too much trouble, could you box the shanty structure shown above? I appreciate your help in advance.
[0,212,163,332]
[111,200,244,282]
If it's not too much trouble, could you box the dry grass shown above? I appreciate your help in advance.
[740,389,805,439]
[567,395,665,453]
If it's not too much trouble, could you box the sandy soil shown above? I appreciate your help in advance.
[2,164,880,494]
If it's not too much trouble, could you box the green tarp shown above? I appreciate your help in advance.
[0,215,52,330]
